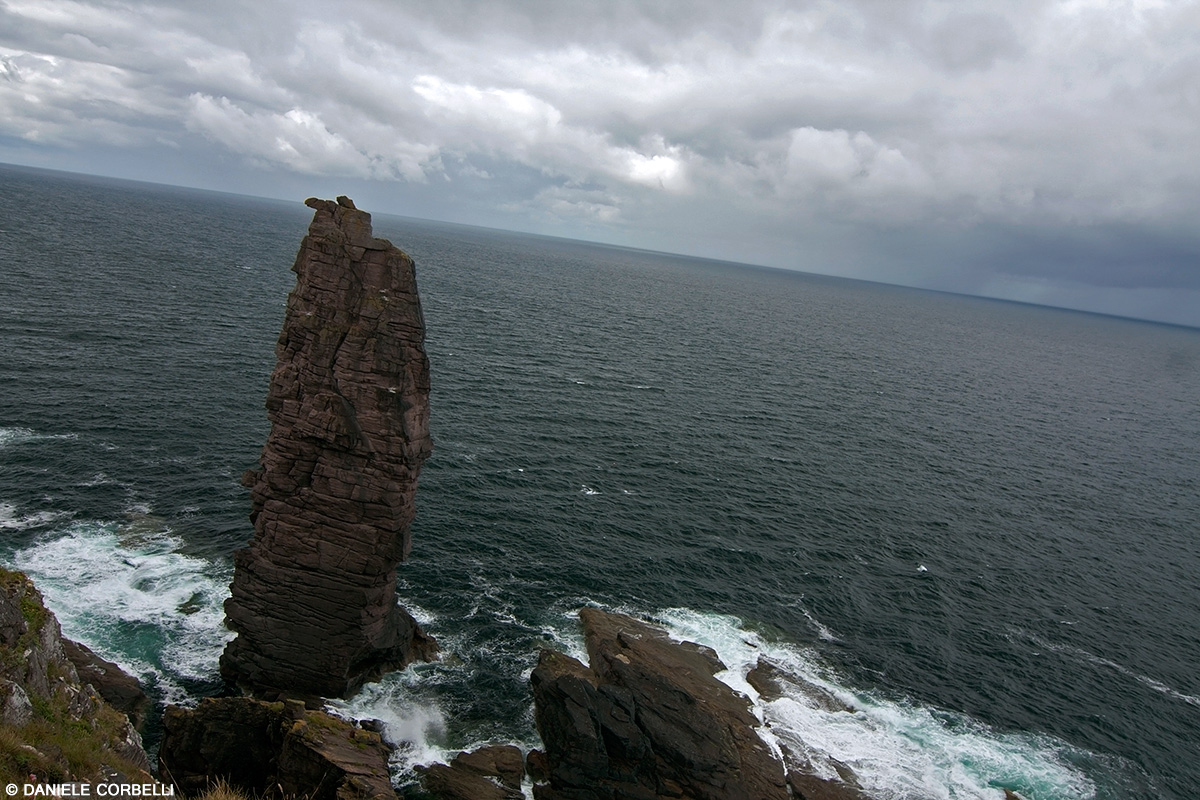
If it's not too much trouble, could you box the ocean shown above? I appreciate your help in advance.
[1,163,1197,799]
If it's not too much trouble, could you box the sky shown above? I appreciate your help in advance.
[2,0,1199,327]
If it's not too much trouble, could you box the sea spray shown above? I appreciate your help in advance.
[12,519,233,704]
[326,669,451,784]
[653,607,1096,800]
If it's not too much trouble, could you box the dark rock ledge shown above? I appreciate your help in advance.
[158,697,394,800]
[527,608,789,800]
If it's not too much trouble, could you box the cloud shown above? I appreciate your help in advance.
[1,0,1198,324]
[187,95,366,177]
[922,11,1023,72]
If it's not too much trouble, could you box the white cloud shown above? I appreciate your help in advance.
[1,0,1198,320]
[185,94,434,180]
[623,148,686,191]
[411,74,691,195]
[784,127,864,188]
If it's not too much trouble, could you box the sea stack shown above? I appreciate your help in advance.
[221,196,435,698]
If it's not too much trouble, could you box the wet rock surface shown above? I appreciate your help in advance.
[746,657,855,714]
[529,608,789,800]
[221,196,435,698]
[450,745,526,791]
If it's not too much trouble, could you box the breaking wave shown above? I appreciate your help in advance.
[11,518,233,704]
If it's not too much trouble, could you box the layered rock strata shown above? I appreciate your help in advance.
[527,608,790,800]
[221,196,435,698]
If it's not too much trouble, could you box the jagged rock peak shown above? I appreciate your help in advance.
[221,197,436,699]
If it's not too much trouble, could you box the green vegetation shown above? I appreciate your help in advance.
[0,568,148,784]
[1,683,147,785]
[0,569,48,673]
[191,779,255,800]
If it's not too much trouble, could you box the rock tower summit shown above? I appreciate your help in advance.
[221,196,436,698]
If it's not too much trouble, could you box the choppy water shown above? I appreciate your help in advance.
[2,163,1198,799]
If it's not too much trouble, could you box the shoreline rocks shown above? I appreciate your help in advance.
[62,638,151,730]
[158,697,395,800]
[527,608,789,800]
[0,568,152,784]
[221,196,436,698]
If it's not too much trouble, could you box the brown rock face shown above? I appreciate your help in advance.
[417,745,527,800]
[221,196,435,698]
[159,697,395,800]
[62,637,150,730]
[529,609,789,800]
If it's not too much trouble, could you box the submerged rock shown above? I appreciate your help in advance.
[221,196,436,698]
[786,771,871,800]
[746,657,855,714]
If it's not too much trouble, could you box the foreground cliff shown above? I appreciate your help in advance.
[0,568,150,784]
[221,196,435,698]
[159,697,395,800]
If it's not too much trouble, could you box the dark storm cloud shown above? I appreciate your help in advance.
[1,0,1198,324]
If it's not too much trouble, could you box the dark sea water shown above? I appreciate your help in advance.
[2,163,1198,799]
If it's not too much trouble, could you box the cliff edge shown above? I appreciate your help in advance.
[221,196,435,698]
[0,568,150,784]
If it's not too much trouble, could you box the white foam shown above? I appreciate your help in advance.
[0,502,74,531]
[398,599,439,628]
[799,606,840,643]
[652,608,1095,800]
[538,607,592,666]
[12,521,234,700]
[327,669,450,780]
[579,485,601,496]
[1018,630,1200,709]
[0,427,78,448]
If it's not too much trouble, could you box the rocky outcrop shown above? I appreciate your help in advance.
[158,697,394,800]
[417,745,526,800]
[0,568,151,783]
[221,196,436,698]
[62,638,150,730]
[744,658,872,800]
[528,609,789,800]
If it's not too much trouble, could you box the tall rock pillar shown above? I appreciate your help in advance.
[221,196,436,698]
